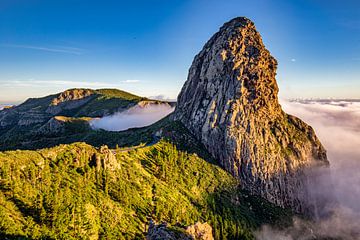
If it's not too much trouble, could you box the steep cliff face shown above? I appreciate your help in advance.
[174,17,328,212]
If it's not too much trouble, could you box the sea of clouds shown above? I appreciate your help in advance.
[90,104,174,131]
[256,99,360,240]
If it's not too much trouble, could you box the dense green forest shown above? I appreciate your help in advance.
[0,138,292,239]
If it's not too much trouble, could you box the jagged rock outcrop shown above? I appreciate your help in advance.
[174,17,328,213]
[46,89,96,115]
[51,89,94,106]
[185,222,214,240]
[37,116,67,134]
[147,221,213,240]
[147,221,192,240]
[90,145,120,172]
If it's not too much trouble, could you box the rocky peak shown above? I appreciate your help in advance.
[50,88,94,106]
[91,145,120,172]
[174,17,328,213]
[46,89,96,115]
[185,222,214,240]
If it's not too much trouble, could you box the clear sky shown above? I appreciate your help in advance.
[0,0,359,103]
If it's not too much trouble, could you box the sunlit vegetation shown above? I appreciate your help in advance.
[0,139,292,239]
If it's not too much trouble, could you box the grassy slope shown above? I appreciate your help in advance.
[0,140,292,240]
[73,89,145,117]
[24,89,142,113]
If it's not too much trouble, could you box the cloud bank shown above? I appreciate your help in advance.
[90,104,174,131]
[148,94,176,102]
[256,99,360,240]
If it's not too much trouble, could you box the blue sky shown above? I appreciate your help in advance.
[0,0,359,102]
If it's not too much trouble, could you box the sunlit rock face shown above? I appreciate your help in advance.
[174,17,328,213]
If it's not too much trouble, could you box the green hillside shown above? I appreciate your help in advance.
[0,88,170,151]
[0,138,293,239]
[73,89,145,117]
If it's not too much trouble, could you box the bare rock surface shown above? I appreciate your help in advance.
[185,222,214,240]
[147,221,213,240]
[46,89,96,115]
[174,17,328,212]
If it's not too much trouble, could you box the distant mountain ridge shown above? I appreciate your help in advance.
[2,88,144,119]
[0,88,173,150]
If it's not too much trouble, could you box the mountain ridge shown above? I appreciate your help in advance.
[0,88,173,151]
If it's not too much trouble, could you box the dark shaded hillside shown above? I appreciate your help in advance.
[0,114,171,151]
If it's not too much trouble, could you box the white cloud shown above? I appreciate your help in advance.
[148,94,176,101]
[122,79,140,83]
[256,99,360,240]
[291,58,296,62]
[0,44,84,55]
[90,104,174,131]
